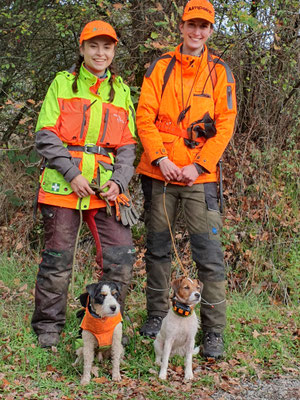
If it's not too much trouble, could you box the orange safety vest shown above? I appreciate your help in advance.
[81,307,122,347]
[136,44,237,184]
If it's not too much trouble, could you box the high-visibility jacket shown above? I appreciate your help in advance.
[81,307,122,348]
[136,44,237,184]
[36,65,136,210]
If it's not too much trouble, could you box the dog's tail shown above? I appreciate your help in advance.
[193,346,200,355]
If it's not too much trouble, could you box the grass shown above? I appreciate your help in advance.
[0,252,299,400]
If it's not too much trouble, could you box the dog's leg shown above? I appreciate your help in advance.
[184,338,195,381]
[154,334,163,366]
[81,330,97,385]
[72,347,83,367]
[159,338,174,380]
[111,322,123,381]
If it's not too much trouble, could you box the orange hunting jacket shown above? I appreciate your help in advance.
[81,307,122,347]
[136,44,237,184]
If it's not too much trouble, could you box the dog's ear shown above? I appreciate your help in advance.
[196,279,204,293]
[79,292,89,307]
[86,283,98,298]
[112,281,122,298]
[171,277,184,292]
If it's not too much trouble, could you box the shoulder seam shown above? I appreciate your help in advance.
[145,53,173,78]
[212,58,234,83]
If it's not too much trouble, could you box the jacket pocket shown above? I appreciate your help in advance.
[58,98,91,144]
[98,103,127,146]
[41,167,73,195]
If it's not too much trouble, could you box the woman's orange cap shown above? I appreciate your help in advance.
[80,20,118,45]
[182,0,215,24]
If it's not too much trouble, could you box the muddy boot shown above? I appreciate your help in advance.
[200,280,226,359]
[38,332,60,348]
[202,332,224,359]
[140,316,164,338]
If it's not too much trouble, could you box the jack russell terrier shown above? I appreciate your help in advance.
[154,276,203,381]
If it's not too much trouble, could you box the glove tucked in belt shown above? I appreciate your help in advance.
[115,191,139,227]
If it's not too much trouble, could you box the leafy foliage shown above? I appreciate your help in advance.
[0,1,299,298]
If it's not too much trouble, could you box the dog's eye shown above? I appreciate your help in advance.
[184,286,190,290]
[100,293,107,297]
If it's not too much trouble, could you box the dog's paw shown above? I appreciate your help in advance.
[80,376,91,385]
[155,358,162,366]
[159,371,167,380]
[112,372,121,381]
[184,372,194,381]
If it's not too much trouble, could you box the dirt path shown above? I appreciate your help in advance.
[211,376,300,399]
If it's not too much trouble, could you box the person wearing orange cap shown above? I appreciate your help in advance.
[137,0,237,359]
[31,20,137,348]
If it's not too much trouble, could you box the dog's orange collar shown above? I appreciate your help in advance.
[172,299,194,317]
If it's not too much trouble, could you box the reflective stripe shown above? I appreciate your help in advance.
[100,108,109,142]
[227,86,233,110]
[213,59,234,83]
[80,104,87,139]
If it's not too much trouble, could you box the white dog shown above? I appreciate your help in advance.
[154,277,203,381]
[73,281,124,385]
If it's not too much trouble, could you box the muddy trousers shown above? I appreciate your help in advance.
[141,177,226,333]
[31,205,135,336]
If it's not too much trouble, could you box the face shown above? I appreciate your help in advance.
[80,35,116,76]
[88,282,120,318]
[172,277,203,305]
[180,18,213,56]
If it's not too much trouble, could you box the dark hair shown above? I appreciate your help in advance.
[72,44,117,103]
[72,54,84,93]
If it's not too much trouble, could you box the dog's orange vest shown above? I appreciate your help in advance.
[81,308,122,347]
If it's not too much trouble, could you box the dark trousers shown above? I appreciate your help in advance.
[141,176,226,333]
[31,205,134,336]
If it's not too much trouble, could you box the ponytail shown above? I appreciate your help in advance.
[108,62,118,103]
[72,55,84,93]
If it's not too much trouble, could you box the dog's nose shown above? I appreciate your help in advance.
[110,305,116,312]
[195,292,200,299]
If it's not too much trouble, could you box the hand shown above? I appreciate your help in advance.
[100,180,120,201]
[178,164,199,187]
[159,158,181,182]
[70,175,95,198]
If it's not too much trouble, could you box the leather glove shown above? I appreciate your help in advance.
[115,191,139,227]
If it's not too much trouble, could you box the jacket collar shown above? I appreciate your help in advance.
[175,43,208,70]
[79,63,111,94]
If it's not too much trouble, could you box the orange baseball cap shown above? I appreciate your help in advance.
[182,0,215,24]
[80,20,118,45]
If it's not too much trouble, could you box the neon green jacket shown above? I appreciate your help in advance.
[36,65,136,210]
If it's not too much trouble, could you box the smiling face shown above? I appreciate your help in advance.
[180,18,213,56]
[80,35,116,76]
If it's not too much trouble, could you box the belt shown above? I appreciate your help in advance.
[67,144,114,157]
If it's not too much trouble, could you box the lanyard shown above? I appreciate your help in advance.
[177,47,204,124]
